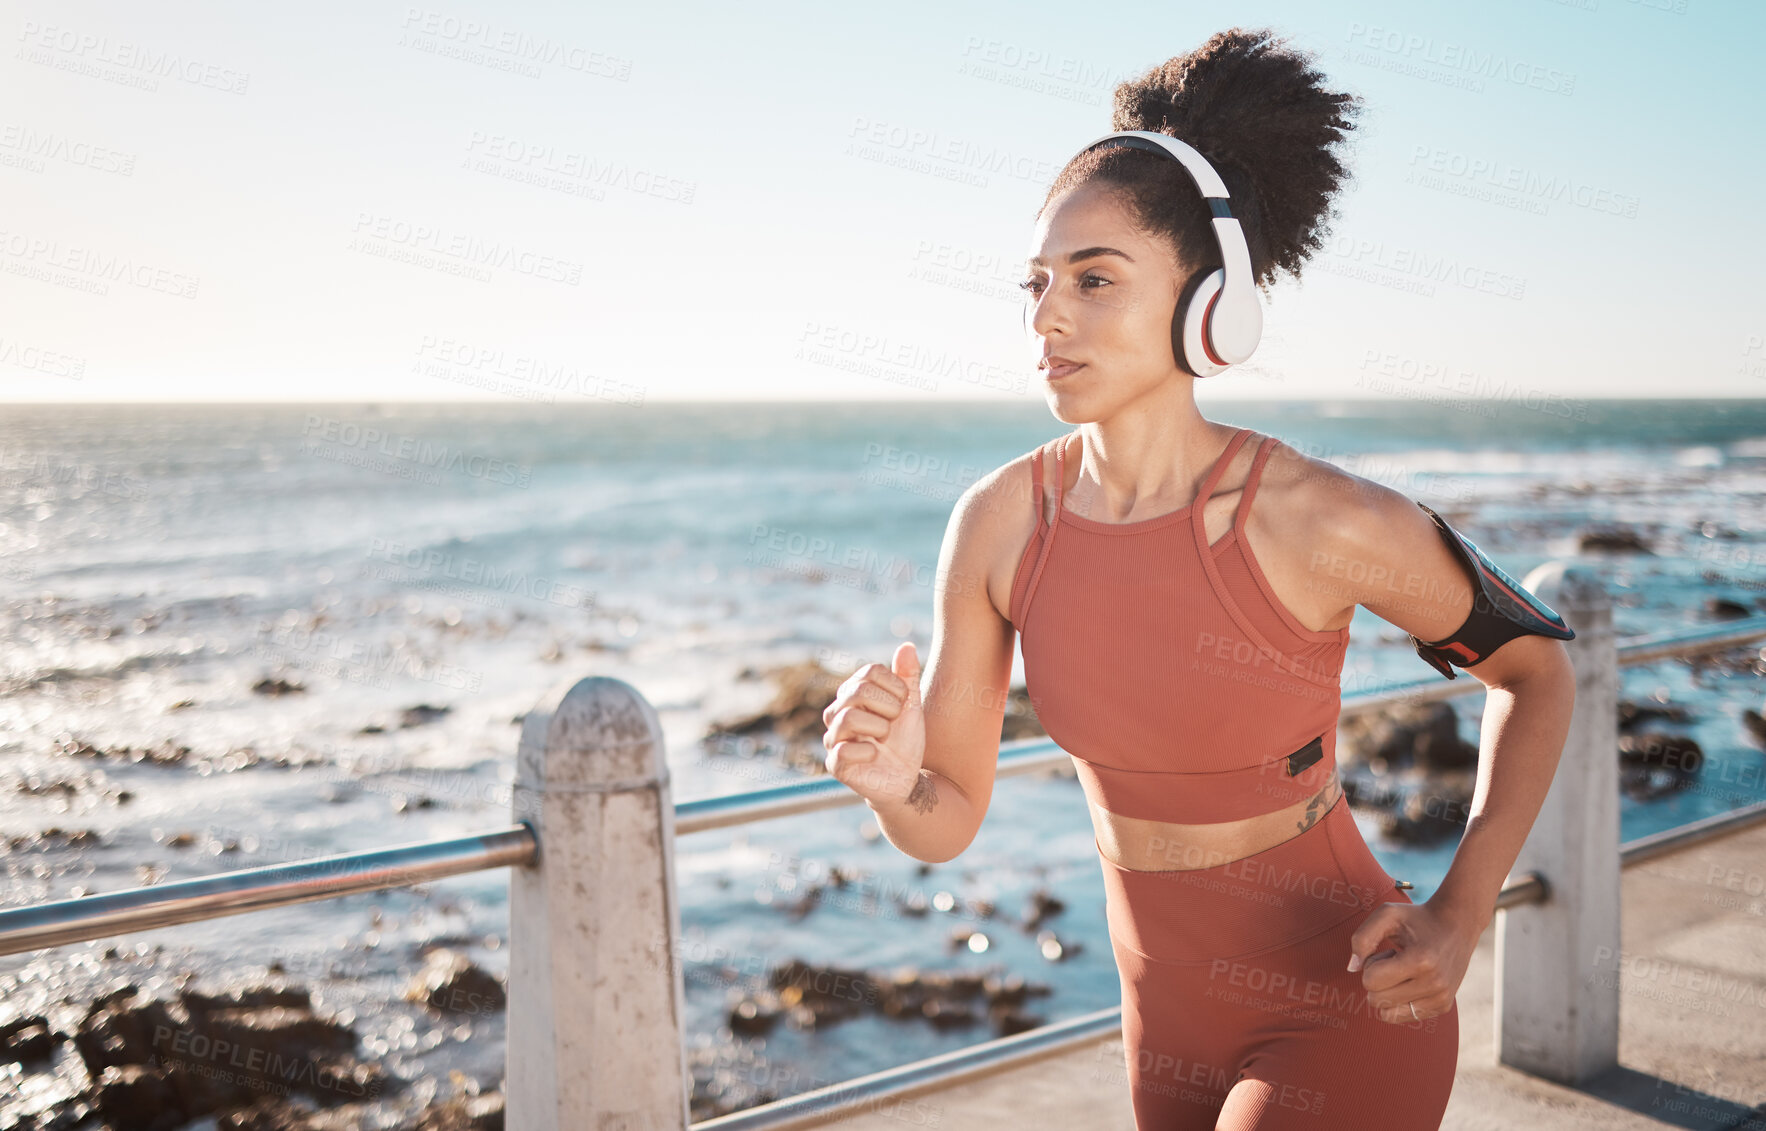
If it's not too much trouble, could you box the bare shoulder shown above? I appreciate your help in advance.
[943,445,1043,626]
[1256,436,1413,532]
[1254,435,1471,635]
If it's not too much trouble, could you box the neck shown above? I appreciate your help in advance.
[1068,402,1226,522]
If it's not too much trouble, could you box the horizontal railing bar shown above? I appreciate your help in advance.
[674,742,1075,835]
[1613,616,1766,667]
[0,825,537,958]
[1616,797,1766,867]
[690,1005,1125,1130]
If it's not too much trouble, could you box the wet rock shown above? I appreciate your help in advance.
[1,1013,57,1065]
[1340,774,1401,811]
[728,993,784,1036]
[687,1041,784,1120]
[5,827,101,852]
[399,704,452,728]
[1340,701,1477,774]
[877,964,1052,1037]
[994,1009,1045,1037]
[767,958,880,1029]
[96,1063,186,1130]
[705,659,844,771]
[1375,776,1475,845]
[1577,524,1653,553]
[72,985,179,1076]
[733,958,1052,1040]
[1021,888,1065,932]
[12,774,82,799]
[180,985,315,1016]
[918,998,976,1029]
[410,1090,506,1130]
[217,1096,385,1130]
[894,889,930,917]
[1744,703,1766,749]
[52,734,190,765]
[405,949,506,1016]
[1706,596,1754,620]
[1000,686,1046,741]
[782,883,821,920]
[65,980,386,1124]
[1618,732,1701,801]
[252,677,306,696]
[1618,698,1693,731]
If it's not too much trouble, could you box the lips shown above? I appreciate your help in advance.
[1042,358,1084,380]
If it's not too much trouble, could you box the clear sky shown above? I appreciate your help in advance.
[3,0,1762,403]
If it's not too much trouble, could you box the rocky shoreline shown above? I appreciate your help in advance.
[0,952,504,1131]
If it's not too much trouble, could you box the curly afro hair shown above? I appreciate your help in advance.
[1041,27,1363,293]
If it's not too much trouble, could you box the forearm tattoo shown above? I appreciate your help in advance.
[906,768,938,816]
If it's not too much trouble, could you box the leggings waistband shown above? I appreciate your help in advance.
[1097,794,1401,964]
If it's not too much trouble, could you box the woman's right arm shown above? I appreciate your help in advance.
[821,466,1022,863]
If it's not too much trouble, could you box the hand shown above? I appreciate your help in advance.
[821,641,927,808]
[1346,897,1479,1026]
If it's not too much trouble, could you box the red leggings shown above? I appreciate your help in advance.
[1095,795,1458,1130]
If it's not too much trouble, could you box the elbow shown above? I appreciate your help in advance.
[1484,635,1577,696]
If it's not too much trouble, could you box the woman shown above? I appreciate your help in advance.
[822,27,1578,1130]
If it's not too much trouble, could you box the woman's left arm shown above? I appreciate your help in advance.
[1425,632,1577,939]
[1297,475,1578,1022]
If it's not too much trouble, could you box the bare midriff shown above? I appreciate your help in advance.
[1087,769,1344,872]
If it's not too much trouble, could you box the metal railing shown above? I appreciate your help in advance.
[2,569,1764,1127]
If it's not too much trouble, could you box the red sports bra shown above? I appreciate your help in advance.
[1009,426,1352,824]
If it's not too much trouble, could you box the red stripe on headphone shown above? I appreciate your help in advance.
[1201,289,1226,366]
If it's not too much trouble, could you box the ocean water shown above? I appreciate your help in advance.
[4,397,1766,1115]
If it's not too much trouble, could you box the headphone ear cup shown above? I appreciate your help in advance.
[1175,268,1230,378]
[1172,268,1228,378]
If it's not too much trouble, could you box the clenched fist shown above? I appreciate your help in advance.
[821,641,927,809]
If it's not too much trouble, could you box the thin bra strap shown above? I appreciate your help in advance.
[1019,433,1070,628]
[1190,427,1256,543]
[1233,434,1278,533]
[1195,427,1256,508]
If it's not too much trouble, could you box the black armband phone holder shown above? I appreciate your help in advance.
[1408,502,1575,679]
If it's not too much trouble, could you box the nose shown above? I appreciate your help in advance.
[1027,285,1066,341]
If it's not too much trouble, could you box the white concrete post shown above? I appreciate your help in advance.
[507,675,691,1129]
[1494,562,1620,1083]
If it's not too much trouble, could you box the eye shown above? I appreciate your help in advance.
[1018,273,1111,296]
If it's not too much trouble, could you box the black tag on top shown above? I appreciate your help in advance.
[1286,734,1324,776]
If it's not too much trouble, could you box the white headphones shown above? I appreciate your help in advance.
[1064,130,1264,378]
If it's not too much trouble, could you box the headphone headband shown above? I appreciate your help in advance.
[1072,129,1263,372]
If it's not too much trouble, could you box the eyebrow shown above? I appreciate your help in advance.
[1025,246,1136,268]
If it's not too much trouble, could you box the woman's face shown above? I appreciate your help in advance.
[1022,182,1188,416]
